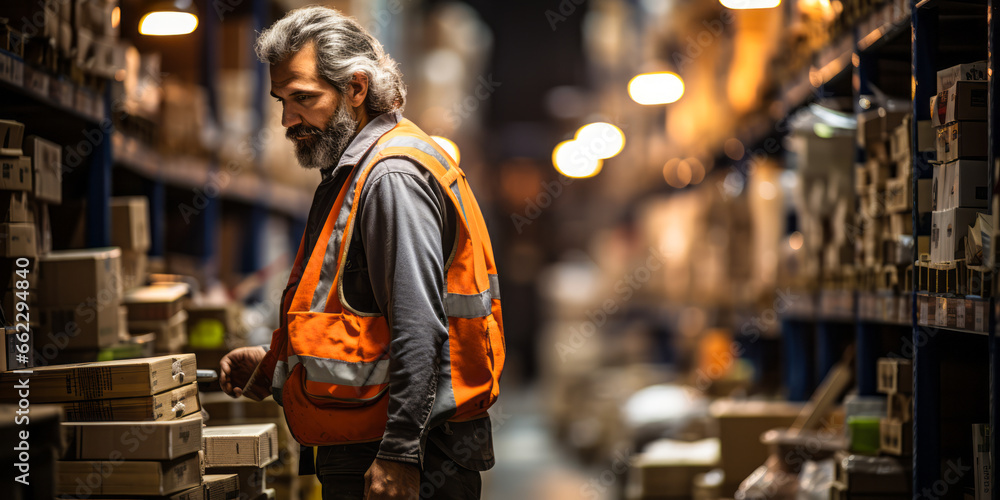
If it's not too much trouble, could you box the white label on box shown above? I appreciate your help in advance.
[976,303,985,332]
[957,301,966,329]
[937,298,948,327]
[920,300,928,324]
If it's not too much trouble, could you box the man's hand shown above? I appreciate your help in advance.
[363,458,419,500]
[219,346,266,398]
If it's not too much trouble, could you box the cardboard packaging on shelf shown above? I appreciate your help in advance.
[38,247,122,306]
[0,222,37,257]
[63,413,203,461]
[879,418,912,456]
[202,423,279,468]
[0,156,32,191]
[23,135,62,204]
[930,208,983,263]
[930,81,987,126]
[936,121,988,162]
[60,382,200,422]
[111,196,151,252]
[709,399,803,496]
[129,309,189,353]
[124,283,188,321]
[57,452,201,497]
[937,61,987,92]
[948,159,989,208]
[0,120,25,156]
[0,191,31,222]
[0,353,196,402]
[877,358,913,394]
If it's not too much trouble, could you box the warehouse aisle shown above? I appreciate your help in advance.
[483,386,614,500]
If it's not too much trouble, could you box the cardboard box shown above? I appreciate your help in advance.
[57,452,201,496]
[38,247,121,306]
[624,439,718,500]
[0,120,25,156]
[202,424,279,468]
[206,466,264,499]
[880,418,912,455]
[23,135,61,204]
[949,160,989,208]
[709,400,802,496]
[858,110,909,148]
[0,353,197,402]
[202,473,240,500]
[111,196,151,252]
[931,81,987,126]
[63,414,203,461]
[0,156,32,191]
[878,358,913,394]
[0,222,37,258]
[124,283,188,321]
[121,249,148,290]
[973,424,990,500]
[890,118,911,162]
[60,382,200,422]
[938,61,988,92]
[187,302,244,348]
[936,121,988,163]
[129,309,188,353]
[887,393,913,422]
[0,191,31,222]
[933,163,946,211]
[37,300,120,349]
[931,208,983,263]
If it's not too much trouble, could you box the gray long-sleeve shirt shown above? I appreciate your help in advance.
[298,110,494,470]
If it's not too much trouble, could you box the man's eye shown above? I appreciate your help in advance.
[295,95,312,102]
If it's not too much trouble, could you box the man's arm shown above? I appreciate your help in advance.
[357,160,452,465]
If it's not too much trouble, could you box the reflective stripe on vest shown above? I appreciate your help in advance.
[288,354,390,387]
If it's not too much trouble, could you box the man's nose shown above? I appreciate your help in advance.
[281,105,301,128]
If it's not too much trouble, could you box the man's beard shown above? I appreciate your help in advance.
[286,101,358,170]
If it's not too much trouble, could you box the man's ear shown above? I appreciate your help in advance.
[347,71,369,108]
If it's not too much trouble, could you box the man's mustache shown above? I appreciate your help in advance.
[286,124,323,139]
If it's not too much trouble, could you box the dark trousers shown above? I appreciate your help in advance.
[316,440,482,500]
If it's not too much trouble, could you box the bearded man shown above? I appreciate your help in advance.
[218,7,505,500]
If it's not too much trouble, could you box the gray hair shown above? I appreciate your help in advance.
[255,6,406,115]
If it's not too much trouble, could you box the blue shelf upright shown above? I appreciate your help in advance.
[912,0,940,495]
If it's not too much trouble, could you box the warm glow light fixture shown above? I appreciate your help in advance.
[139,0,199,36]
[552,140,603,178]
[628,72,684,105]
[575,122,625,159]
[431,136,461,164]
[720,0,781,9]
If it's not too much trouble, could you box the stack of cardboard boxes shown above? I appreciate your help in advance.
[0,355,203,497]
[876,358,913,456]
[854,109,922,288]
[124,283,189,354]
[0,119,66,370]
[200,392,303,500]
[111,196,151,291]
[203,423,279,500]
[36,247,123,363]
[930,62,989,266]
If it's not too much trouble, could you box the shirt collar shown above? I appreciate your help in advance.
[320,110,402,180]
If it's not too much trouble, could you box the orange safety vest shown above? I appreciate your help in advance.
[246,119,504,446]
